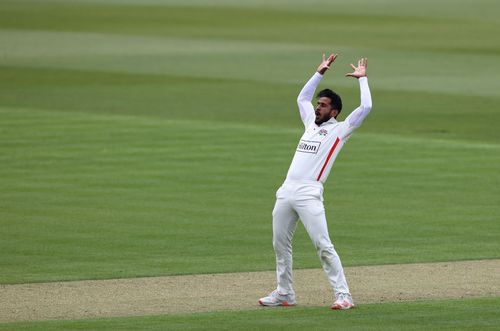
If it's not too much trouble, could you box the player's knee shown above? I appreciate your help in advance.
[317,244,336,260]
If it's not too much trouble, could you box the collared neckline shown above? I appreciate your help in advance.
[316,117,337,127]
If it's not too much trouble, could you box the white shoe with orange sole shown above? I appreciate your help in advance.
[258,290,296,307]
[331,293,354,310]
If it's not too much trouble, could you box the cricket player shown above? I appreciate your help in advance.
[258,54,372,310]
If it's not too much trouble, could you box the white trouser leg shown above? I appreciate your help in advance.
[295,196,350,297]
[272,189,299,295]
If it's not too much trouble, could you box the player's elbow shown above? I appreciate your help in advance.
[297,90,314,104]
[360,103,372,114]
[360,92,372,111]
[297,98,310,109]
[362,97,372,109]
[348,105,372,128]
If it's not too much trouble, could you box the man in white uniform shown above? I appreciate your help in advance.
[259,54,372,310]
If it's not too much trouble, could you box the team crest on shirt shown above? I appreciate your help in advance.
[319,129,328,136]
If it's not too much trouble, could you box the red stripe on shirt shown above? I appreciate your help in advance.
[316,137,340,181]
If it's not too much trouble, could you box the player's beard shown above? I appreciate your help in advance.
[315,112,331,125]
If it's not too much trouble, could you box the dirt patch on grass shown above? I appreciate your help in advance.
[1,259,499,323]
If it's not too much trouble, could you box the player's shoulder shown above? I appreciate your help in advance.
[327,119,347,129]
[335,118,351,128]
[328,120,352,140]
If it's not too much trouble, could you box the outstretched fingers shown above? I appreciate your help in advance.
[345,63,356,77]
[317,52,338,74]
[326,53,338,66]
[345,57,368,77]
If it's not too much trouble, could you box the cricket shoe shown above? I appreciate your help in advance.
[331,293,354,310]
[258,290,296,307]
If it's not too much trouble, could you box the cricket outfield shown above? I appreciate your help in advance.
[1,0,499,329]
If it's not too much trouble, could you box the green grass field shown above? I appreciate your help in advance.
[1,0,499,329]
[2,297,500,331]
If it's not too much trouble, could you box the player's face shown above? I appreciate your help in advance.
[315,97,338,125]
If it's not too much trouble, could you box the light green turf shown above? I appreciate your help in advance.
[1,297,500,330]
[1,0,500,329]
[1,106,498,283]
[0,0,499,285]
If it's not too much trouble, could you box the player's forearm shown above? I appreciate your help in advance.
[297,72,323,104]
[346,77,372,128]
[359,77,372,110]
[297,72,323,122]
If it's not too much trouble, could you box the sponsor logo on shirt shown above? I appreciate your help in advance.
[319,129,328,136]
[296,140,321,154]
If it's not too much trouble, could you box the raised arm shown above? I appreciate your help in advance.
[297,54,338,125]
[343,58,372,136]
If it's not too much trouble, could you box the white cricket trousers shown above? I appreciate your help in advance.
[272,180,350,297]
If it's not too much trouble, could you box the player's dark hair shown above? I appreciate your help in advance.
[317,89,342,113]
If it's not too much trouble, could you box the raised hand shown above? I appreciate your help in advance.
[346,58,368,78]
[317,53,338,75]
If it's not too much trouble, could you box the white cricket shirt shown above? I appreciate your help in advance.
[285,72,372,184]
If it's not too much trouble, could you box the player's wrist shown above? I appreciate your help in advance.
[317,68,327,75]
